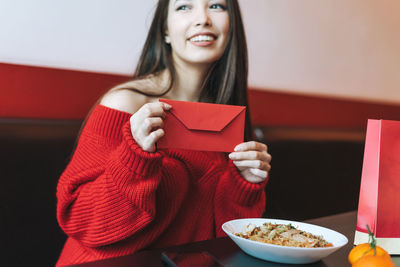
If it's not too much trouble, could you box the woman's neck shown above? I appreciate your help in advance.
[166,60,211,102]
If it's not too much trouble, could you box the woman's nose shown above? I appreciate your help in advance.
[194,8,212,27]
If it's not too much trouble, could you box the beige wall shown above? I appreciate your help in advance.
[1,0,399,104]
[240,0,400,104]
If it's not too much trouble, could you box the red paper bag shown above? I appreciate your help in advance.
[355,119,400,254]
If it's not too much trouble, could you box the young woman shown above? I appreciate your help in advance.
[56,0,272,265]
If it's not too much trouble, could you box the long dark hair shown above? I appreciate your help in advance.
[125,0,253,140]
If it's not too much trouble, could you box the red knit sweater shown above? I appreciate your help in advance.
[56,105,267,266]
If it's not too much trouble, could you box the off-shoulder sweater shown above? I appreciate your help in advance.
[56,105,267,266]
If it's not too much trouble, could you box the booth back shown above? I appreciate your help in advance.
[1,121,364,266]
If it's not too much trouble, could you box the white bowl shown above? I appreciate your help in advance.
[222,218,348,264]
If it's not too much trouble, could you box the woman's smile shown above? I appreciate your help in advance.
[188,32,217,46]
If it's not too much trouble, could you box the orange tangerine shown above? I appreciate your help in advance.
[352,254,395,267]
[348,243,390,265]
[348,225,392,266]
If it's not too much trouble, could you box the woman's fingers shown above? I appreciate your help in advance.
[150,128,165,141]
[229,150,271,162]
[249,168,268,178]
[140,102,172,118]
[232,160,271,172]
[142,129,165,152]
[143,117,164,133]
[130,101,172,152]
[230,141,272,183]
[234,141,268,152]
[232,141,271,162]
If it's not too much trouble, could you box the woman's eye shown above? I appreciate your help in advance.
[176,5,190,11]
[210,4,226,10]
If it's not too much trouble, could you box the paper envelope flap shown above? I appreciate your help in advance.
[160,99,246,132]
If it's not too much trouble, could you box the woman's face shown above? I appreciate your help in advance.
[166,0,230,68]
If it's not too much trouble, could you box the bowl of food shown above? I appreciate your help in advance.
[222,218,348,264]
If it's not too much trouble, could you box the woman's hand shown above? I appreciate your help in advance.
[229,141,272,183]
[130,102,172,152]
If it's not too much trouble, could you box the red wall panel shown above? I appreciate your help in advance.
[1,62,400,128]
[0,63,128,119]
[248,89,400,128]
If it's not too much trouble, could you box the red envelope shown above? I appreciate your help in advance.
[157,99,246,152]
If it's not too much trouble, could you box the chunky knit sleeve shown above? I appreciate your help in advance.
[56,105,165,247]
[214,160,267,237]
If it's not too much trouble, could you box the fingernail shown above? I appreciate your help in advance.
[165,104,172,109]
[234,145,242,151]
[229,153,235,159]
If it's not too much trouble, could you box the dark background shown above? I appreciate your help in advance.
[1,122,364,266]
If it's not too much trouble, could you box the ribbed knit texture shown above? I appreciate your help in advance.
[56,104,267,266]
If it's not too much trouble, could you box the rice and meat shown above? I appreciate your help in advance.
[235,222,333,248]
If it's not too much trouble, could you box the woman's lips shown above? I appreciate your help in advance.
[188,33,217,47]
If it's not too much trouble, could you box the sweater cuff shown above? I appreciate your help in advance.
[117,121,163,177]
[226,160,268,206]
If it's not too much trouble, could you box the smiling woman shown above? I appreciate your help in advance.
[166,0,230,65]
[3,1,400,266]
[55,0,272,266]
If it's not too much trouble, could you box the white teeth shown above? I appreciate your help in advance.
[189,35,215,42]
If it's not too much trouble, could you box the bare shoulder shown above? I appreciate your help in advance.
[100,80,152,114]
